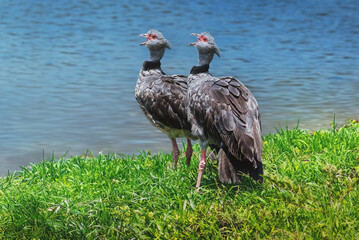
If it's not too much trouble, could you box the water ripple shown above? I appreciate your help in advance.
[0,0,358,175]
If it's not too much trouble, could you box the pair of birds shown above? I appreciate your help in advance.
[135,29,263,188]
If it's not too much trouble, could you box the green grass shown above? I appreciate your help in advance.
[1,120,358,239]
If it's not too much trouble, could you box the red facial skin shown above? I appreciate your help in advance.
[199,36,208,42]
[140,33,158,46]
[149,34,157,40]
[190,35,208,46]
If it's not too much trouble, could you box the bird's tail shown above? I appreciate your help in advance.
[218,148,241,184]
[218,147,263,184]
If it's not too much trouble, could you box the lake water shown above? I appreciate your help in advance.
[1,0,358,176]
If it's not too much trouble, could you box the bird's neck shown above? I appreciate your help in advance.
[190,64,209,74]
[142,60,161,71]
[142,47,165,71]
[198,51,214,66]
[148,47,165,62]
[189,50,213,75]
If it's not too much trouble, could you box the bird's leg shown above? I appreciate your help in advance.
[196,149,207,188]
[171,138,180,167]
[185,138,193,167]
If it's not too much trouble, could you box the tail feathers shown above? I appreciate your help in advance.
[218,148,263,184]
[218,149,241,184]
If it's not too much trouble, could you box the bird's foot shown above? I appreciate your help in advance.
[195,149,207,188]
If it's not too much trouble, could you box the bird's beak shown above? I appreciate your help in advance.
[139,33,148,46]
[189,33,199,46]
[214,47,221,57]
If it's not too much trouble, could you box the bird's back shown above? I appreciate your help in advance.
[187,74,262,178]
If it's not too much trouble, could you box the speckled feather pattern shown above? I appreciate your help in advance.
[136,66,195,140]
[186,72,262,178]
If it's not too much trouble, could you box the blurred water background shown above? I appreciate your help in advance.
[1,0,358,175]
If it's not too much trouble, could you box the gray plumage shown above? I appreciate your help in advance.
[187,32,263,186]
[136,29,195,165]
[136,68,193,139]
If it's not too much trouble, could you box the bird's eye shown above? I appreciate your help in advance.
[202,37,208,42]
[152,35,157,39]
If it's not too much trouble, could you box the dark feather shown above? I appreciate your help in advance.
[218,149,241,184]
[210,87,229,105]
[228,85,240,98]
[228,79,240,87]
[221,110,236,132]
[187,72,263,183]
[215,79,229,87]
[136,67,193,137]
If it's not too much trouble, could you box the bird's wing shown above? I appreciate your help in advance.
[208,76,262,167]
[136,74,190,131]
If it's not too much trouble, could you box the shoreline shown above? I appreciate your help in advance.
[0,120,358,238]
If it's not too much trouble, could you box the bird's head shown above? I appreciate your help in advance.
[190,32,220,66]
[139,29,171,49]
[139,30,171,62]
[190,32,220,57]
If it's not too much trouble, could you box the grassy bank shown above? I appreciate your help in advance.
[0,120,358,239]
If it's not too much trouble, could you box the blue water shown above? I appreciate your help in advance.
[1,0,358,175]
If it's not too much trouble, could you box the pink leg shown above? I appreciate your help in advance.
[185,138,193,167]
[196,149,207,188]
[171,138,180,166]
